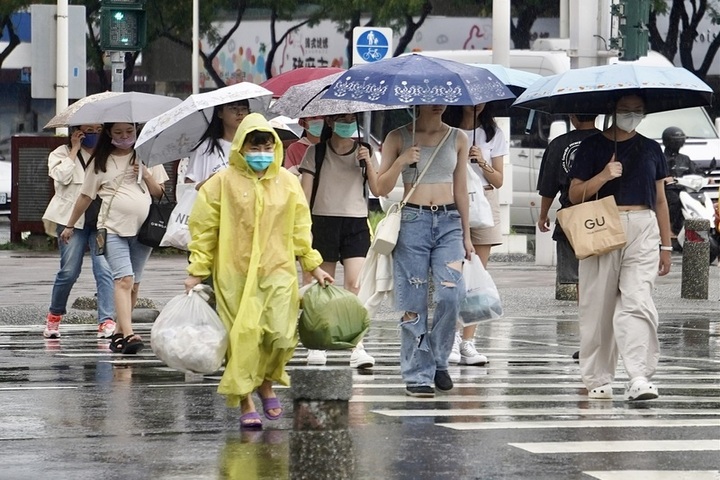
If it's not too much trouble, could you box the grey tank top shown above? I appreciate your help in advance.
[400,127,458,184]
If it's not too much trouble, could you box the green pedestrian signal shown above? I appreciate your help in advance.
[100,0,147,52]
[610,0,650,61]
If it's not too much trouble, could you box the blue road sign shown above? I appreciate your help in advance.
[355,29,390,63]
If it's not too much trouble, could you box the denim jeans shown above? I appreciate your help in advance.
[393,205,466,386]
[49,223,115,322]
[104,233,153,283]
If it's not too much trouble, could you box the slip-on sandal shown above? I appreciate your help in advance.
[260,396,283,421]
[240,411,263,430]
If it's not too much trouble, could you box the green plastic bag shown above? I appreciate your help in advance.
[299,284,370,350]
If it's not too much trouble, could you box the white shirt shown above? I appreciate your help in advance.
[463,127,509,186]
[185,138,231,183]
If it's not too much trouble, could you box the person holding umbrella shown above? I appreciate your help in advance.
[568,92,672,401]
[443,103,507,367]
[61,122,169,354]
[377,105,474,397]
[298,113,379,369]
[185,99,251,188]
[41,124,116,339]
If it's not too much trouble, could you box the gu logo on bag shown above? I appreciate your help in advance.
[584,216,606,230]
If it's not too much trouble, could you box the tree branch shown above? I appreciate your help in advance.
[265,15,312,79]
[0,15,20,69]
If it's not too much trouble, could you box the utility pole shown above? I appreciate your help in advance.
[55,0,69,135]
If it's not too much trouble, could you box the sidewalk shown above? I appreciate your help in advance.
[1,249,718,326]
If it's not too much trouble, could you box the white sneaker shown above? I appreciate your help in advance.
[588,383,613,400]
[97,319,116,339]
[460,340,487,365]
[306,349,327,366]
[448,332,461,364]
[625,378,659,401]
[43,313,62,339]
[349,346,375,369]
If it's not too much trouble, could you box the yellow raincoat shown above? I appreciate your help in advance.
[187,113,322,407]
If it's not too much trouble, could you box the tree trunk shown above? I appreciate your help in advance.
[0,16,20,69]
[393,1,433,57]
[510,6,539,49]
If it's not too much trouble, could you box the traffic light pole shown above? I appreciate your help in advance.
[110,51,125,92]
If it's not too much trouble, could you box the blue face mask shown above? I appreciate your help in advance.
[245,151,274,172]
[306,120,324,137]
[333,121,357,139]
[81,133,99,149]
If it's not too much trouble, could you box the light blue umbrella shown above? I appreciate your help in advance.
[468,63,542,93]
[511,63,713,114]
[322,54,515,106]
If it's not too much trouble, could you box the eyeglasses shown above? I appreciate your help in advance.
[225,106,250,115]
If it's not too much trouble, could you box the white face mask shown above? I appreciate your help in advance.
[615,112,645,132]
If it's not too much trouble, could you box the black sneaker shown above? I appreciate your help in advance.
[405,385,435,397]
[434,370,454,391]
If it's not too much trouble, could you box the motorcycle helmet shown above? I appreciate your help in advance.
[662,126,686,152]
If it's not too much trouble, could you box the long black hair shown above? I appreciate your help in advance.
[443,104,498,143]
[192,99,250,158]
[89,122,137,174]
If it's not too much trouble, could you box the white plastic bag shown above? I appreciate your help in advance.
[459,254,503,326]
[160,183,198,250]
[151,285,228,374]
[467,167,494,229]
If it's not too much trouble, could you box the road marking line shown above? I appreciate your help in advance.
[351,394,720,403]
[437,419,720,430]
[583,471,720,480]
[509,439,720,453]
[371,408,720,417]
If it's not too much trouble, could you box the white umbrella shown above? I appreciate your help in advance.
[44,92,182,129]
[136,82,273,167]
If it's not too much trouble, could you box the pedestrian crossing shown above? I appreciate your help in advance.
[2,322,719,479]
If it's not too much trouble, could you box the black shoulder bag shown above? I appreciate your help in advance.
[138,190,176,248]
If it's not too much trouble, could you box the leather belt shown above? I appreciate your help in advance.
[404,202,457,212]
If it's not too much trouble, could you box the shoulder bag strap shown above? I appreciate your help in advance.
[399,127,453,207]
[98,167,129,228]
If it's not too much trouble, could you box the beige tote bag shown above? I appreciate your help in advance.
[556,195,627,260]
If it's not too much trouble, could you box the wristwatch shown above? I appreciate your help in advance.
[660,245,673,251]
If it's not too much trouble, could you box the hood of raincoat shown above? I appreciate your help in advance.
[228,113,284,177]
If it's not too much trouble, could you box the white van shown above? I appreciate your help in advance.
[390,47,720,229]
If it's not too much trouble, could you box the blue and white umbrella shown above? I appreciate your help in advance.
[511,63,713,114]
[322,54,516,107]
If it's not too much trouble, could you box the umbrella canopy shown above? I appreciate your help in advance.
[44,92,182,129]
[260,67,345,98]
[269,72,398,118]
[511,64,714,114]
[468,63,541,95]
[322,54,515,106]
[268,116,301,142]
[135,82,273,167]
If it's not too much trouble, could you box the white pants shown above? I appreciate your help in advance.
[578,210,661,390]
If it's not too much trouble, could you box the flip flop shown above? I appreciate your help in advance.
[260,396,283,421]
[240,411,263,430]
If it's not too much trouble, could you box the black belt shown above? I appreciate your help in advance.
[404,202,457,212]
[483,185,494,191]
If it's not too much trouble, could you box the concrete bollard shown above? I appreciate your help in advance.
[681,218,711,299]
[289,367,354,480]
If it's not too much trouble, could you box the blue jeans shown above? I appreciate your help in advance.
[393,205,466,386]
[50,224,115,323]
[104,233,153,282]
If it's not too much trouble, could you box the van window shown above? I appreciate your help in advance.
[636,107,719,140]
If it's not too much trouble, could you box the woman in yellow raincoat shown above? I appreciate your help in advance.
[184,113,333,429]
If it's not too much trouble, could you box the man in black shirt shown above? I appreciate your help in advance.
[537,114,599,297]
[662,126,697,235]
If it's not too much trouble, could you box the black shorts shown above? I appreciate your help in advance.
[311,215,370,263]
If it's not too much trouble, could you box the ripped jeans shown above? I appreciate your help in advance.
[394,205,466,386]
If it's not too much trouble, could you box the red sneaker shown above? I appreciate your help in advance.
[97,319,116,339]
[43,313,62,339]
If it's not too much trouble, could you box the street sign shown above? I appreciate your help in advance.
[352,27,393,65]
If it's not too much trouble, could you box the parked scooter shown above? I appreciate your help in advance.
[674,168,719,264]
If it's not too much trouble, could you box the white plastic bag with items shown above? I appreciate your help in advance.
[459,254,503,326]
[151,285,227,374]
[160,183,198,250]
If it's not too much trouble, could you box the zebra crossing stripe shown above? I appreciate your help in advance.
[349,382,720,390]
[509,439,720,453]
[438,418,720,430]
[583,471,720,480]
[351,394,720,403]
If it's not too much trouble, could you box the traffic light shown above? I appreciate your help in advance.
[610,0,650,61]
[100,0,147,52]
